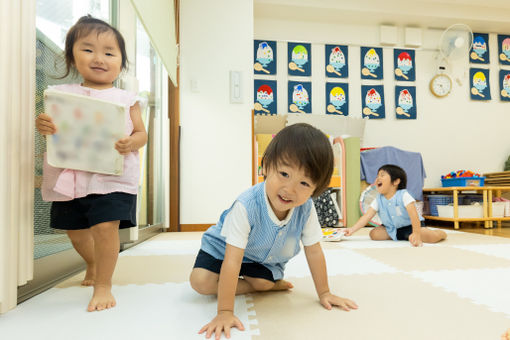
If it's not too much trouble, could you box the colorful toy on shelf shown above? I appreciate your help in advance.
[441,170,485,187]
[441,170,482,179]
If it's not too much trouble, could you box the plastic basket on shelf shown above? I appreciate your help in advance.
[428,194,455,216]
[441,177,485,187]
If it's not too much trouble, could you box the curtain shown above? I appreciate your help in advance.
[130,0,178,86]
[0,0,36,313]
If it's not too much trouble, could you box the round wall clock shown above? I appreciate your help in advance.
[430,73,452,98]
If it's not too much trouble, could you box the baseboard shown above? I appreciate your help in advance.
[180,224,213,232]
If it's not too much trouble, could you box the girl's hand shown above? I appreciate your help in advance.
[198,311,245,340]
[343,227,356,236]
[319,291,358,311]
[115,137,134,155]
[409,233,423,247]
[35,113,57,135]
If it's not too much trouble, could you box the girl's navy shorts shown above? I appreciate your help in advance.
[193,249,276,282]
[50,192,137,230]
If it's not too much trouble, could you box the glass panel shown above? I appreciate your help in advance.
[34,0,111,259]
[135,19,165,227]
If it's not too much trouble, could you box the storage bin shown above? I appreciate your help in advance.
[441,177,485,187]
[428,195,455,216]
[463,194,483,205]
[505,201,510,217]
[437,204,483,218]
[492,202,506,218]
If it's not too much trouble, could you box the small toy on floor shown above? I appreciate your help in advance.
[502,328,510,340]
[322,228,345,241]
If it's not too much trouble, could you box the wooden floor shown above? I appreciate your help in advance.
[429,221,510,238]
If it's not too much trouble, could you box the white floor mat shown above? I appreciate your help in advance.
[452,244,510,261]
[409,267,510,317]
[0,282,258,340]
[284,249,399,278]
[120,239,202,256]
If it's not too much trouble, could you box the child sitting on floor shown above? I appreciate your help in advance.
[344,164,447,246]
[190,123,358,339]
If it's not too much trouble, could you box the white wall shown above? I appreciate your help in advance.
[255,18,510,188]
[180,0,254,224]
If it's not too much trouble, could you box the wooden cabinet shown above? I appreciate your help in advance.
[423,186,510,229]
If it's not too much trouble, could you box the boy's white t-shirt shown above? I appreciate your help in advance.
[370,190,415,211]
[220,197,323,250]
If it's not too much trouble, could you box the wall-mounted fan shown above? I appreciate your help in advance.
[439,23,474,61]
[434,23,473,87]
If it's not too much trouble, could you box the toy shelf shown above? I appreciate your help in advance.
[422,186,510,229]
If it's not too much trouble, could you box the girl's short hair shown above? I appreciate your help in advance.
[378,164,407,190]
[261,123,334,197]
[61,15,128,78]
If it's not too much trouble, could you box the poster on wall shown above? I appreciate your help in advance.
[288,42,311,76]
[395,86,417,119]
[469,68,491,100]
[361,85,385,119]
[470,33,489,64]
[325,82,348,116]
[254,79,277,115]
[393,49,415,81]
[325,45,348,78]
[254,40,277,75]
[498,35,510,65]
[360,47,383,80]
[288,81,312,114]
[500,70,510,101]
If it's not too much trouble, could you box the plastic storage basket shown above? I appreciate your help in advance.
[427,194,455,216]
[441,177,485,187]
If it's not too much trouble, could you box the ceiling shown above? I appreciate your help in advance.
[254,0,510,32]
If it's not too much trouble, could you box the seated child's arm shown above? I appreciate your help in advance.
[405,203,423,247]
[304,243,358,311]
[199,244,245,339]
[115,102,148,155]
[344,207,377,236]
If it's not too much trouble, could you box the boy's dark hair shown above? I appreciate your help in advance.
[61,15,128,78]
[378,164,407,190]
[261,123,334,197]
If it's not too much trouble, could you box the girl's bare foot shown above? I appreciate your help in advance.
[81,265,96,286]
[87,284,116,312]
[272,279,294,291]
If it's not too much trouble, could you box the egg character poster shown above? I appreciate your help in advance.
[470,33,489,64]
[499,70,510,102]
[393,49,415,81]
[325,82,348,116]
[288,81,312,114]
[288,42,311,76]
[361,85,385,119]
[325,45,348,79]
[469,68,491,100]
[360,47,383,80]
[254,40,277,75]
[498,35,510,66]
[395,86,417,119]
[254,80,277,115]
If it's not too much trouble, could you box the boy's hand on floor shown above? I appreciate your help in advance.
[319,292,358,311]
[409,233,423,247]
[199,311,245,340]
[343,228,356,236]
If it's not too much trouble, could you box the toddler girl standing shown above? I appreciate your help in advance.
[35,15,147,312]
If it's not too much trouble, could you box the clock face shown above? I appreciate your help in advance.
[430,74,452,97]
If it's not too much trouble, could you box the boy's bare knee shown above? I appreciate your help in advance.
[189,270,217,295]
